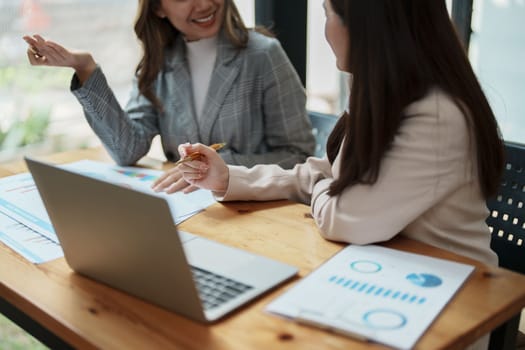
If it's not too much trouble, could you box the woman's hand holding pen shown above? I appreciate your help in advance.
[22,34,96,84]
[152,143,229,194]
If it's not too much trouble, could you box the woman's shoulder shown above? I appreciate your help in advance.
[402,87,471,150]
[405,87,467,124]
[240,30,289,70]
[245,30,281,52]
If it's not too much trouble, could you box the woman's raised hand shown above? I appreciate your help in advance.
[22,34,97,84]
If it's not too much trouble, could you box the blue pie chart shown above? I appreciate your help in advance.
[406,273,442,287]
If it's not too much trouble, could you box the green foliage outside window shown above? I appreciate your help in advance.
[0,64,70,152]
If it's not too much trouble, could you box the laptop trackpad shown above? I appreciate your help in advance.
[183,237,260,283]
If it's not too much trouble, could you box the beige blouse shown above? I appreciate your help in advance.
[219,88,498,267]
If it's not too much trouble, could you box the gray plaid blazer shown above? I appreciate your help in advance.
[71,30,315,168]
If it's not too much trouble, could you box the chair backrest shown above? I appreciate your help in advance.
[486,141,525,274]
[308,111,338,158]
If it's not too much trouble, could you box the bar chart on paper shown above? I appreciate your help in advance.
[266,245,474,349]
[114,169,158,182]
[327,274,429,306]
[0,172,57,242]
[0,212,63,264]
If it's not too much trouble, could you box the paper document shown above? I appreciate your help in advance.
[0,172,56,241]
[0,212,63,263]
[0,160,216,263]
[61,160,216,224]
[266,244,474,350]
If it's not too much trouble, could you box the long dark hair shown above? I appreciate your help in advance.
[326,0,504,198]
[133,0,250,111]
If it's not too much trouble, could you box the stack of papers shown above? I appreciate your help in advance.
[266,244,474,349]
[0,160,216,264]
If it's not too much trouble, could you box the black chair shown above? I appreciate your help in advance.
[487,141,525,274]
[486,141,525,350]
[308,111,338,158]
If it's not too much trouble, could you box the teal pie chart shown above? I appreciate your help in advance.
[406,273,442,287]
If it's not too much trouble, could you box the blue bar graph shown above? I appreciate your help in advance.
[327,275,427,305]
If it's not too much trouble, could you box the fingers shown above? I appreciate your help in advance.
[183,184,200,194]
[152,167,183,192]
[164,177,192,194]
[33,34,45,42]
[22,35,35,43]
[152,172,190,195]
[151,164,206,194]
[22,34,43,46]
[23,36,49,64]
[24,36,44,64]
[27,45,41,57]
[26,48,44,65]
[192,143,217,157]
[170,162,208,191]
[178,142,216,160]
[25,34,46,53]
[152,168,173,188]
[178,142,191,158]
[22,34,71,66]
[38,46,61,64]
[23,37,41,56]
[160,143,228,193]
[152,152,211,195]
[44,41,68,61]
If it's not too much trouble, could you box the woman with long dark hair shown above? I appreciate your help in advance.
[159,2,504,347]
[23,0,315,193]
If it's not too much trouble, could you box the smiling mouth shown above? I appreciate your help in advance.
[192,11,216,23]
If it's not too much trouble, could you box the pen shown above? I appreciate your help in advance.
[174,142,226,166]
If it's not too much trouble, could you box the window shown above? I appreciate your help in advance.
[0,0,255,162]
[8,1,518,163]
[305,0,453,117]
[469,0,525,143]
[0,0,138,161]
[306,0,346,115]
[237,1,255,27]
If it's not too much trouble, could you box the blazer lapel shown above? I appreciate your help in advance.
[164,37,200,141]
[198,32,242,144]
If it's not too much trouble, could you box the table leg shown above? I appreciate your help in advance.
[489,313,520,350]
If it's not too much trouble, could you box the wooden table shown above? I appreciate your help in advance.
[1,147,525,349]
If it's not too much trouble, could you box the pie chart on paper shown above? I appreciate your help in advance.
[405,273,442,287]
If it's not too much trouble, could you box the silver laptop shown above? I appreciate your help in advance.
[25,157,298,323]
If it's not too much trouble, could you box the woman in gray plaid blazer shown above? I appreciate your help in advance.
[23,0,315,181]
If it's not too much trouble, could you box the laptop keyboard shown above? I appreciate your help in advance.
[190,266,253,310]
